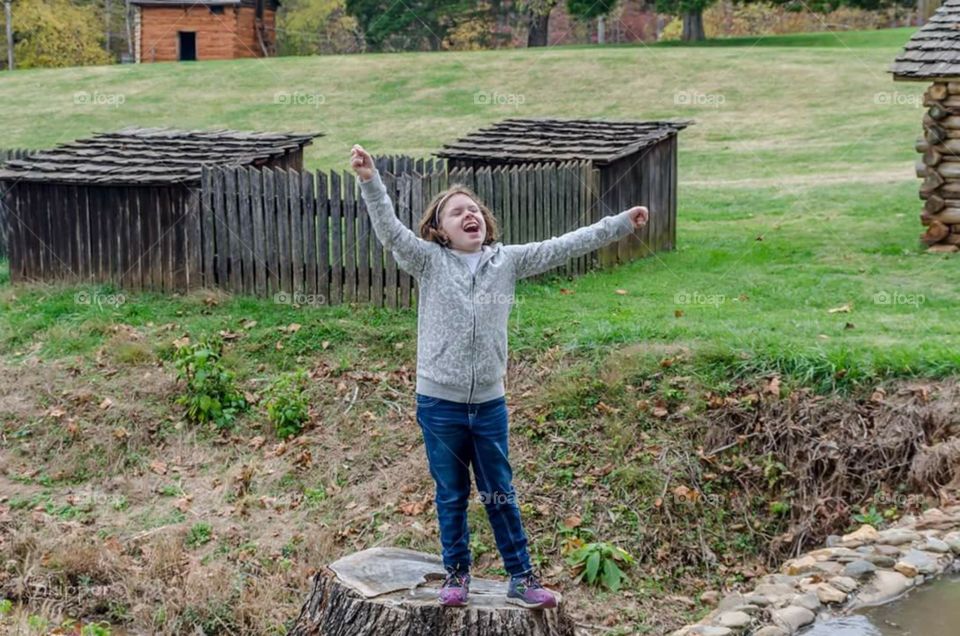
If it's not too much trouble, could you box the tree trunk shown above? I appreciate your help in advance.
[597,15,605,44]
[287,548,575,636]
[682,9,705,42]
[527,10,550,47]
[124,0,133,58]
[4,0,13,71]
[105,0,112,56]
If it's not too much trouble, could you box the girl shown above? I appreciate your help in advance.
[349,144,648,609]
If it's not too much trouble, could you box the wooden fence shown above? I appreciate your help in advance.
[1,156,672,306]
[0,149,37,260]
[197,161,601,308]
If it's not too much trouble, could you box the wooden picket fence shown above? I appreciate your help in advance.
[197,161,601,308]
[0,149,37,260]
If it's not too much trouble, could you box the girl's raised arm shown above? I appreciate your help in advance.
[504,206,648,280]
[351,145,434,279]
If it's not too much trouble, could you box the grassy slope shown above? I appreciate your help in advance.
[0,26,956,636]
[0,25,953,389]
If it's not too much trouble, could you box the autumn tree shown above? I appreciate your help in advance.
[277,0,360,55]
[12,0,110,67]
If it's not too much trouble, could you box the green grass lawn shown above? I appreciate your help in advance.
[3,28,958,635]
[1,26,955,391]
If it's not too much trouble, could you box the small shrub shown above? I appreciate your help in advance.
[567,541,635,592]
[173,337,247,428]
[81,622,113,636]
[186,522,213,548]
[264,370,310,439]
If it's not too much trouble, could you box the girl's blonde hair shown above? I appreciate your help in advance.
[418,184,499,247]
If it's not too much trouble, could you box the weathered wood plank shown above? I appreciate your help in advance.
[316,170,330,306]
[330,171,342,306]
[303,171,317,298]
[343,171,356,304]
[186,188,201,290]
[212,169,228,289]
[163,187,176,292]
[200,167,215,289]
[276,168,291,294]
[237,167,254,295]
[224,167,241,294]
[383,172,398,310]
[263,167,279,294]
[289,169,304,297]
[251,169,267,296]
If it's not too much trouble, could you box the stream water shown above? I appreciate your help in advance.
[801,574,960,635]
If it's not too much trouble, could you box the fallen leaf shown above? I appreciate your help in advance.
[563,515,582,529]
[149,460,168,475]
[674,309,684,318]
[399,499,427,515]
[321,340,330,350]
[47,406,67,419]
[560,288,574,295]
[615,289,628,295]
[242,320,258,330]
[766,376,781,395]
[828,304,852,314]
[99,397,114,410]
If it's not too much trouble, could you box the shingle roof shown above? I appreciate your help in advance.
[128,0,275,6]
[129,0,241,4]
[435,118,690,166]
[891,0,960,80]
[0,128,319,185]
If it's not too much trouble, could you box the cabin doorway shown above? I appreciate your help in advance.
[178,32,197,61]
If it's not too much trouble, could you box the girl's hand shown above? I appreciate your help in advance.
[350,144,375,182]
[626,206,649,229]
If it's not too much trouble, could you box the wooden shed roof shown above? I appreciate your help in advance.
[129,0,278,6]
[435,118,690,166]
[0,128,319,186]
[891,0,960,80]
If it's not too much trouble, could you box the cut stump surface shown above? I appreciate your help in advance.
[287,547,575,636]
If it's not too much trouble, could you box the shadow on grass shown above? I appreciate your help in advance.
[651,26,915,49]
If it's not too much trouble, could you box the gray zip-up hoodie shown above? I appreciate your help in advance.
[358,170,637,404]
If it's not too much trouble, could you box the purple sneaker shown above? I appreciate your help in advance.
[439,570,470,607]
[506,571,559,609]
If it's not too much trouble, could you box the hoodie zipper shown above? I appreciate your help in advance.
[450,248,490,404]
[468,270,477,404]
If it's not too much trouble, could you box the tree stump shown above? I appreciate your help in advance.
[287,547,576,636]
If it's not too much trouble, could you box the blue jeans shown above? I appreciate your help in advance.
[415,392,532,577]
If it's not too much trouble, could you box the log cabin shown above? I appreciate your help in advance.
[0,128,319,290]
[891,0,960,253]
[130,0,279,63]
[435,118,690,264]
